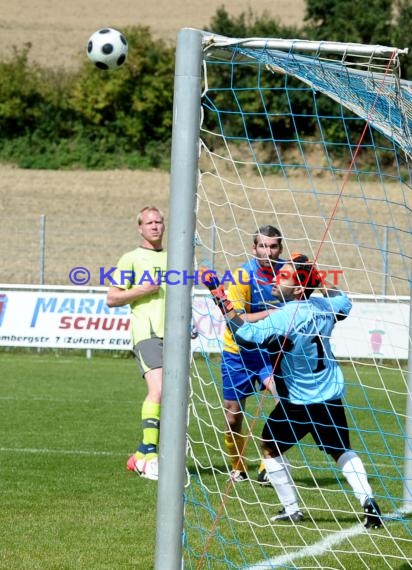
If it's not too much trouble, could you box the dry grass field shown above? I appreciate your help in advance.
[0,0,308,285]
[0,0,409,296]
[0,0,305,69]
[0,166,171,283]
[1,162,409,296]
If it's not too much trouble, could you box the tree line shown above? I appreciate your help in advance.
[0,0,410,169]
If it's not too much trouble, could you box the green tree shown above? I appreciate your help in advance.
[391,0,412,78]
[206,6,299,38]
[0,5,410,170]
[69,26,175,166]
[303,0,394,45]
[0,46,44,136]
[202,7,313,151]
[0,26,175,169]
[303,0,411,77]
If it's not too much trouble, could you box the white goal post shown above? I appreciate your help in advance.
[156,28,412,570]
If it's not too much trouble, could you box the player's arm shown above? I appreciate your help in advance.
[241,306,277,322]
[242,310,276,323]
[317,278,352,321]
[106,255,160,308]
[200,268,276,349]
[199,267,245,329]
[227,269,275,323]
[290,252,352,321]
[318,278,341,298]
[106,283,160,308]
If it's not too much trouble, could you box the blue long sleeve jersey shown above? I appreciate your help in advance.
[233,292,352,404]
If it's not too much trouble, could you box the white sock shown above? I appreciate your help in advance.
[264,455,299,514]
[337,450,373,506]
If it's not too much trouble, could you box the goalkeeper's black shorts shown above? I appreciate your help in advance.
[262,397,351,455]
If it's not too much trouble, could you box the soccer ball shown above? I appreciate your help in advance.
[87,28,128,70]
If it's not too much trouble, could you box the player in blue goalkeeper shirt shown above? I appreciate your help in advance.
[204,254,382,528]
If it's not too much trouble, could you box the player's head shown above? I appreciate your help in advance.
[137,206,165,248]
[252,225,283,267]
[272,254,321,301]
[137,205,164,226]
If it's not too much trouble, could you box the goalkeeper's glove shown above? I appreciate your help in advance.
[198,267,234,314]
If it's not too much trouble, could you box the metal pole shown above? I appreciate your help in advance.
[87,288,93,359]
[211,224,216,269]
[155,28,203,570]
[403,289,412,511]
[39,214,46,284]
[382,226,388,296]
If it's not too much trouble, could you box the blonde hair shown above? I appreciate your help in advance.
[136,205,164,226]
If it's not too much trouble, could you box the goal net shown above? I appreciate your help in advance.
[183,33,412,569]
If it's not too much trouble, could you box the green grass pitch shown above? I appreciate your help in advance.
[0,351,410,569]
[0,351,157,569]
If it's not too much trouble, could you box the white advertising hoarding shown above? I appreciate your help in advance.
[191,293,410,359]
[0,290,131,350]
[0,288,409,358]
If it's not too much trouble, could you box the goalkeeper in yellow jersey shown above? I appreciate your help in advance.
[106,205,167,481]
[221,225,286,484]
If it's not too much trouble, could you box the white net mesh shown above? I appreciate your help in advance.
[185,35,411,569]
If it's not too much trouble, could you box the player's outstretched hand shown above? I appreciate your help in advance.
[198,267,234,314]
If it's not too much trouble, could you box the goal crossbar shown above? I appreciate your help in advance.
[200,31,412,157]
[200,30,409,57]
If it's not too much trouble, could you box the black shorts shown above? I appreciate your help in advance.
[262,398,351,455]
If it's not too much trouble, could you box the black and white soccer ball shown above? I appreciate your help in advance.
[87,28,128,70]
